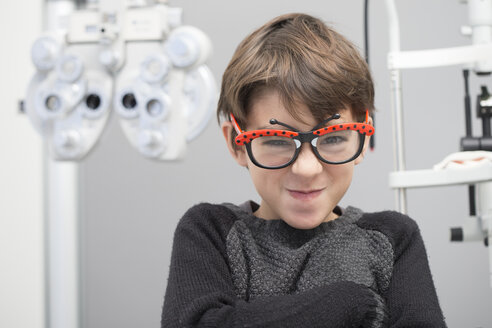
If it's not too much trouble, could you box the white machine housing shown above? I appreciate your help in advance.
[26,26,113,160]
[25,1,217,161]
[385,0,492,287]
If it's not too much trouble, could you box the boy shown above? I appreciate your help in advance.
[161,13,446,327]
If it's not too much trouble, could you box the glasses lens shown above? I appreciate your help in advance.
[315,130,361,163]
[250,136,297,167]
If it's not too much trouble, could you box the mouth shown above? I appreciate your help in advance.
[287,188,324,201]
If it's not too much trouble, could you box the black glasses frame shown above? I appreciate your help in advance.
[244,132,366,169]
[230,111,374,170]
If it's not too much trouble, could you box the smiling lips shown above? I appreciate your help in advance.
[287,188,324,201]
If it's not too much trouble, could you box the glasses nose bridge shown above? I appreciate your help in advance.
[295,131,316,144]
[292,131,321,162]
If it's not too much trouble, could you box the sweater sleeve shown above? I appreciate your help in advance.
[357,211,447,327]
[161,204,386,328]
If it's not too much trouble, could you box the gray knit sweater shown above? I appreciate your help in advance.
[161,201,446,327]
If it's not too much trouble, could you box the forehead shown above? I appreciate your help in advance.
[246,90,355,130]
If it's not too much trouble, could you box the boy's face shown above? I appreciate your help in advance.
[222,90,370,230]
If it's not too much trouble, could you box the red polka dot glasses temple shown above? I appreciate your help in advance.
[230,110,375,169]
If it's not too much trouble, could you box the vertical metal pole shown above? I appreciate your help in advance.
[488,199,492,289]
[45,159,81,328]
[489,215,492,289]
[385,0,408,213]
[388,69,407,213]
[42,1,81,328]
[476,181,492,288]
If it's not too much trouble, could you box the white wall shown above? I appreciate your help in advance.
[0,1,44,328]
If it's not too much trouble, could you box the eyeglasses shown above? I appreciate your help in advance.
[230,110,374,169]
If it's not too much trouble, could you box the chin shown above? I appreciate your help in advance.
[283,215,324,230]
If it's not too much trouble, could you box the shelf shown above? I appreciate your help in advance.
[389,163,492,189]
[387,44,492,70]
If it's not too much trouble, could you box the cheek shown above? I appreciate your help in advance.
[249,166,270,185]
[248,164,283,193]
[326,163,355,186]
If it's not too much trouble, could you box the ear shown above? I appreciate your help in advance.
[221,121,248,167]
[354,115,373,165]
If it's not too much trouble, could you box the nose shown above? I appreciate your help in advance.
[290,144,323,176]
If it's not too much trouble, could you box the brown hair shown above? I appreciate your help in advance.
[217,13,374,144]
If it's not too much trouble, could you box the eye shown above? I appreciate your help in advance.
[260,137,293,147]
[319,135,347,145]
